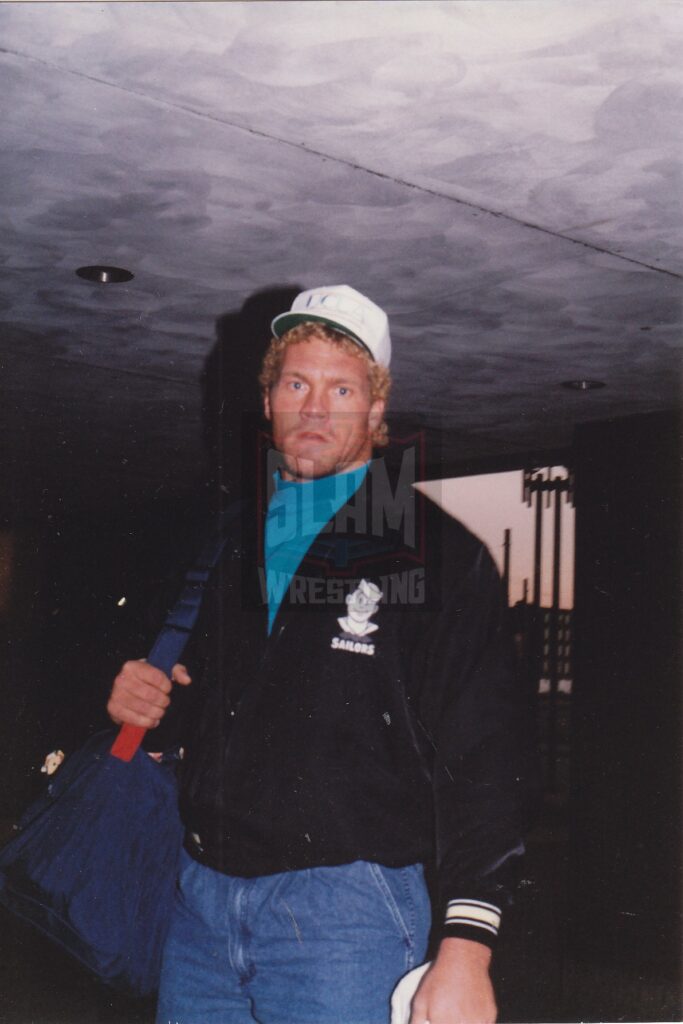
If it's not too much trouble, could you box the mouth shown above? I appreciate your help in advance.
[294,430,331,444]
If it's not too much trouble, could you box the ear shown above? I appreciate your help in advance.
[368,398,385,433]
[263,389,272,422]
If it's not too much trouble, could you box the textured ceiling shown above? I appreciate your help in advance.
[0,0,681,513]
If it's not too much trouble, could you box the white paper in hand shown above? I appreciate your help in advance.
[390,961,432,1024]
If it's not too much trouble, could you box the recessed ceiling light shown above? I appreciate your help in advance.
[76,265,134,284]
[560,379,607,391]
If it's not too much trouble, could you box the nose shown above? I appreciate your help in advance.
[300,384,328,421]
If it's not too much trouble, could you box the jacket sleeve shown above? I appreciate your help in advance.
[414,535,528,950]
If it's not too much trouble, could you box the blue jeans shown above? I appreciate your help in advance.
[156,851,431,1024]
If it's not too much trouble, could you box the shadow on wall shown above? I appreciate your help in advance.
[201,285,302,506]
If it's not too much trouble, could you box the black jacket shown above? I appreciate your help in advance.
[162,460,527,948]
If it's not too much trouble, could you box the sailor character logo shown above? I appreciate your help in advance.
[339,579,382,636]
[331,579,382,655]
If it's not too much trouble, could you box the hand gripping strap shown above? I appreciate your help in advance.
[110,502,243,762]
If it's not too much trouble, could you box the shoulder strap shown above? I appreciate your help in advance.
[110,501,244,762]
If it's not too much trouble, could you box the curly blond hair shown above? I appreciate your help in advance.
[259,322,391,447]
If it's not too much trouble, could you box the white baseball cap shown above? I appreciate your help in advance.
[271,284,392,368]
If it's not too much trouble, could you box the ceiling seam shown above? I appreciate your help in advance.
[2,44,681,281]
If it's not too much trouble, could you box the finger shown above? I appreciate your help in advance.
[119,660,172,695]
[409,1002,428,1024]
[131,661,173,693]
[106,693,165,730]
[171,663,192,685]
[108,661,173,730]
[109,678,170,727]
[124,678,171,713]
[114,706,164,730]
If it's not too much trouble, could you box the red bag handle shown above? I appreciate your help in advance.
[111,723,147,762]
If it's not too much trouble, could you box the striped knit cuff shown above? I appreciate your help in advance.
[442,899,502,948]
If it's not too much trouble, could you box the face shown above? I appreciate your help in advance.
[346,590,378,622]
[263,336,385,481]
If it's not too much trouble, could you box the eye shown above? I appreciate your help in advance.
[290,380,304,391]
[337,386,350,396]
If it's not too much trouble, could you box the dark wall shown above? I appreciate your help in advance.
[570,411,682,977]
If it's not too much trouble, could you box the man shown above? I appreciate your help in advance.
[108,285,525,1024]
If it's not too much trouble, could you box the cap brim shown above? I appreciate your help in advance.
[271,312,376,362]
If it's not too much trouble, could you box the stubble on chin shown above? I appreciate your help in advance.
[275,430,329,480]
[282,454,335,481]
[280,445,355,481]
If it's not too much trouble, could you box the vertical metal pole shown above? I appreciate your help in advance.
[531,482,544,748]
[533,481,543,607]
[502,528,511,605]
[547,480,563,791]
[552,482,562,612]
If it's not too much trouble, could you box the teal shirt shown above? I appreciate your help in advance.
[264,463,369,634]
